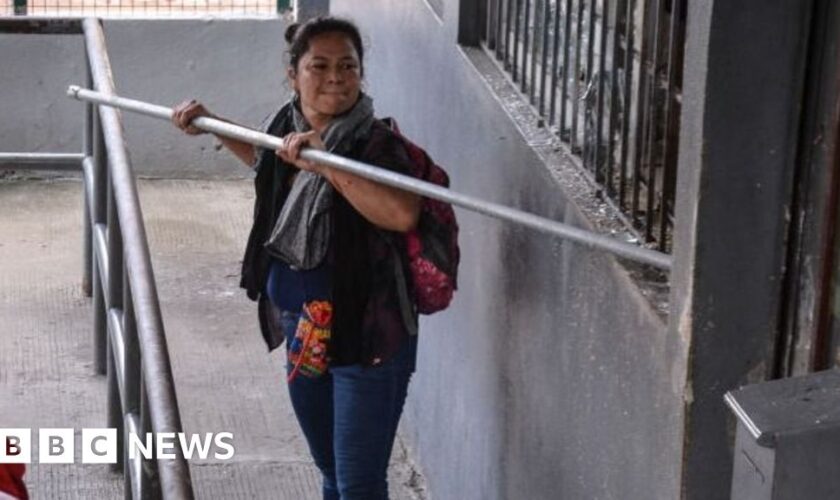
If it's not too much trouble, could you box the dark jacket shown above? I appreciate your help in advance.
[242,103,418,366]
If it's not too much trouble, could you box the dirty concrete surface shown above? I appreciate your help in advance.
[0,178,427,499]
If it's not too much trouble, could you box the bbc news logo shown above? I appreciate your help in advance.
[1,429,234,464]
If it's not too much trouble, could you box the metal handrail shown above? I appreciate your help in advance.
[65,86,673,270]
[0,17,195,499]
[83,18,194,499]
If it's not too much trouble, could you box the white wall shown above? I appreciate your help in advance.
[0,18,290,178]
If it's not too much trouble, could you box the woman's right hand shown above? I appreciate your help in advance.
[171,99,214,135]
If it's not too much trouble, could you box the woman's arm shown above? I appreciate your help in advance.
[171,100,257,168]
[277,130,421,233]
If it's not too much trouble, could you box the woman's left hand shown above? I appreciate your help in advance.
[276,131,328,175]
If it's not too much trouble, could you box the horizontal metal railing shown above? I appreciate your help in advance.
[0,17,194,499]
[0,152,84,170]
[66,85,673,270]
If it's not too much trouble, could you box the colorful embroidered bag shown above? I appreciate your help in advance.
[287,300,332,382]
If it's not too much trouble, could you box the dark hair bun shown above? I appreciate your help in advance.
[284,23,300,44]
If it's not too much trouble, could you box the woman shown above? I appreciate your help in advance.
[172,16,422,500]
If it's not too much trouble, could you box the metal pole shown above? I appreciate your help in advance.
[66,85,673,270]
[92,108,108,376]
[106,174,125,471]
[0,153,84,170]
[123,269,141,499]
[82,18,194,499]
[83,62,94,298]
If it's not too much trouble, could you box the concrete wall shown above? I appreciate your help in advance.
[328,1,685,498]
[0,18,290,178]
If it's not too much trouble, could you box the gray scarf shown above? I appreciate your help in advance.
[264,93,375,270]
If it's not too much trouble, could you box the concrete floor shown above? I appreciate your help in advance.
[0,178,427,499]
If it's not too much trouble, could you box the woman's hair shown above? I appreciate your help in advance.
[285,17,364,77]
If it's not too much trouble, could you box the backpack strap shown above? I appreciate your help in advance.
[387,237,418,337]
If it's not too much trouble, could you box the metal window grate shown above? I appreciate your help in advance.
[3,0,288,16]
[482,0,686,252]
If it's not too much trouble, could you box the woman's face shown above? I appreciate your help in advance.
[289,31,362,122]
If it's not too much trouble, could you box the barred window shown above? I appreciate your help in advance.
[481,0,687,252]
[4,0,288,17]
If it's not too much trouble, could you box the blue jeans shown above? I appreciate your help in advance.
[279,310,416,500]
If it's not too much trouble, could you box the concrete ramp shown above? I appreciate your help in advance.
[0,178,426,499]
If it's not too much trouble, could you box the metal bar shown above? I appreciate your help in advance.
[631,0,654,232]
[521,0,531,92]
[106,171,124,471]
[583,0,597,169]
[92,251,107,376]
[504,0,514,68]
[123,267,142,499]
[139,377,162,500]
[123,269,141,416]
[83,18,194,499]
[495,0,506,60]
[658,0,684,251]
[107,307,126,472]
[527,0,538,101]
[549,0,562,125]
[125,412,142,499]
[83,62,94,299]
[643,0,665,242]
[92,97,108,377]
[512,0,523,81]
[94,223,109,286]
[538,0,551,115]
[560,0,573,136]
[68,86,672,270]
[594,0,609,185]
[571,0,585,152]
[618,0,636,208]
[0,17,82,33]
[107,309,126,402]
[0,152,84,170]
[607,0,627,198]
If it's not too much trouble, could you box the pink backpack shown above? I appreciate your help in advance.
[383,118,460,316]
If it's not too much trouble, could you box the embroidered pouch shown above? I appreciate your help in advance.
[287,300,333,382]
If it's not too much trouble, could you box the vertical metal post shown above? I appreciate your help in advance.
[618,0,636,208]
[106,174,124,471]
[539,0,551,115]
[607,0,627,198]
[658,0,685,251]
[123,273,140,421]
[595,0,609,184]
[495,0,506,60]
[583,0,597,168]
[504,0,514,69]
[123,273,140,500]
[139,378,162,500]
[560,0,573,136]
[520,0,531,93]
[630,0,655,231]
[106,327,123,471]
[571,0,585,152]
[548,0,562,124]
[512,0,523,81]
[92,107,108,376]
[82,63,93,298]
